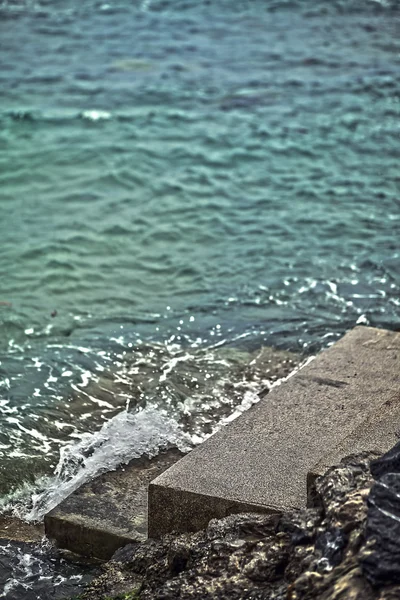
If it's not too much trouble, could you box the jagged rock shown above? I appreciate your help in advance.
[313,453,374,522]
[78,452,400,600]
[278,508,322,545]
[370,440,400,479]
[362,472,400,586]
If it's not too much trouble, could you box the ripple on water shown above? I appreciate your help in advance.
[0,0,399,576]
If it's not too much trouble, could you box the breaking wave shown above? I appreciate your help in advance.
[6,406,193,522]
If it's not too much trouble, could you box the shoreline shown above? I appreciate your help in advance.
[0,344,302,598]
[4,326,400,599]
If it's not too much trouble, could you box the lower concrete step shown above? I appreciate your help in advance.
[148,326,400,538]
[0,516,44,543]
[44,448,183,560]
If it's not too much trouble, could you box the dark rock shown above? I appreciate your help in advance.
[313,452,374,519]
[205,512,280,541]
[277,508,321,545]
[288,556,376,600]
[314,528,348,567]
[362,472,400,586]
[167,541,191,575]
[370,440,400,479]
[79,452,400,600]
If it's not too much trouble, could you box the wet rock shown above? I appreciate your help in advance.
[362,472,400,586]
[45,448,184,560]
[0,515,44,543]
[287,454,376,600]
[313,452,374,521]
[360,440,400,587]
[80,514,291,600]
[370,440,400,479]
[78,452,400,600]
[288,557,376,600]
[314,528,348,568]
[278,508,322,545]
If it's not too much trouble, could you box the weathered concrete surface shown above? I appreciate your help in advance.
[45,448,183,560]
[148,327,400,538]
[308,391,400,497]
[0,515,44,543]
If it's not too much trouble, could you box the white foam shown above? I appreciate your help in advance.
[81,110,111,121]
[19,406,193,522]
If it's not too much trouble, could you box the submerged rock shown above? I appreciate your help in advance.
[0,537,97,600]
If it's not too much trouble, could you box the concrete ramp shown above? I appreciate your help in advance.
[148,326,400,538]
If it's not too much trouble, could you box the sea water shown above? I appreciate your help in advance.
[0,0,399,595]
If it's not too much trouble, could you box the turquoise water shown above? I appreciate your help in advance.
[0,0,400,503]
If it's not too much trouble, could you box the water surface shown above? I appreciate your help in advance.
[0,0,399,524]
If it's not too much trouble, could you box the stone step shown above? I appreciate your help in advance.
[308,390,400,498]
[0,516,44,543]
[148,326,400,538]
[44,448,183,560]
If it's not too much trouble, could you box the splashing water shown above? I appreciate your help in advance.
[0,537,96,600]
[3,347,302,523]
[9,406,193,522]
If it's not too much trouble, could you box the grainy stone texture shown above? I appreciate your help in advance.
[78,451,400,600]
[149,326,400,537]
[0,515,44,543]
[308,393,400,490]
[45,449,184,560]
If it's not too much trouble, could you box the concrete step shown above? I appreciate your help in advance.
[0,516,44,543]
[148,326,400,538]
[308,390,400,499]
[44,448,183,560]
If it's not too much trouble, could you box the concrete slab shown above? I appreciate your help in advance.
[45,448,183,560]
[307,390,400,497]
[0,516,44,543]
[148,327,400,538]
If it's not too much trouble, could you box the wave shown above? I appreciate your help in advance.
[6,406,193,523]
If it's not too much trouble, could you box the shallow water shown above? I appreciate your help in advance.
[0,537,97,599]
[0,0,400,593]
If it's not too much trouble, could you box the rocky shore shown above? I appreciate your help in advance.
[75,446,400,600]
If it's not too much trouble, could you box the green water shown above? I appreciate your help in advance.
[0,0,399,496]
[0,0,399,596]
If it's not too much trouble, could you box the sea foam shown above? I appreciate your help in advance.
[18,406,193,522]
